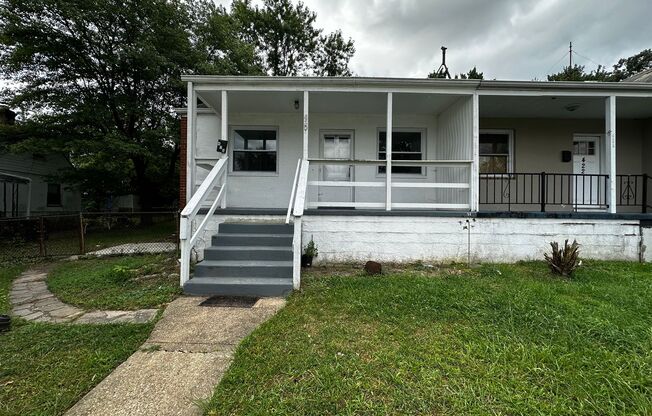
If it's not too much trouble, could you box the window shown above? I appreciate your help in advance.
[231,128,277,172]
[479,130,513,174]
[47,183,62,207]
[573,140,595,155]
[378,130,424,174]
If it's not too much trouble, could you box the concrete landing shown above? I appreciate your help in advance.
[65,296,286,416]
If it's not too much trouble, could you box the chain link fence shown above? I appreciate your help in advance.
[0,212,179,263]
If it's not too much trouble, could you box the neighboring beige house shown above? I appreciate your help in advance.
[0,107,81,217]
[169,75,652,297]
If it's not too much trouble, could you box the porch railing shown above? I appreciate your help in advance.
[479,172,651,213]
[306,158,473,210]
[179,157,228,287]
[616,174,651,213]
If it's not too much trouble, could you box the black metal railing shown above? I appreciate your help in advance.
[617,174,651,213]
[480,172,650,213]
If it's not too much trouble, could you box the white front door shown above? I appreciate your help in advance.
[319,132,353,206]
[572,136,602,208]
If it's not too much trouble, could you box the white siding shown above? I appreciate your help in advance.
[435,97,473,206]
[192,104,474,209]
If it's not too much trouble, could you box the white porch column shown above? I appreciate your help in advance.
[606,95,617,214]
[471,93,480,212]
[386,92,393,211]
[303,91,309,159]
[186,82,196,203]
[220,90,228,208]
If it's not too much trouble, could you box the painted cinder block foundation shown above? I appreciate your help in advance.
[192,214,649,264]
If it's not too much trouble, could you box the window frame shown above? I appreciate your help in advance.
[228,125,280,176]
[375,127,427,177]
[479,129,514,177]
[46,183,62,207]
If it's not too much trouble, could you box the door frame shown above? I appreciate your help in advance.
[572,133,605,209]
[318,129,355,204]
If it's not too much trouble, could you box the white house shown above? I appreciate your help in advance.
[178,76,652,297]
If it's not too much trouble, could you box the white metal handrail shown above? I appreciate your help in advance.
[285,159,311,290]
[179,157,228,287]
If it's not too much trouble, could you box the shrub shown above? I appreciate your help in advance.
[544,239,581,276]
[303,239,318,258]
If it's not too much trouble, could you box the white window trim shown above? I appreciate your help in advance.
[228,125,279,177]
[375,127,427,178]
[479,128,514,177]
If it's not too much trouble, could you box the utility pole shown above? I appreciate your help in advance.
[569,41,573,68]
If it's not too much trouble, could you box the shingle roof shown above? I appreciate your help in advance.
[624,68,652,82]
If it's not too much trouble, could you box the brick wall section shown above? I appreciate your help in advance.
[179,115,187,209]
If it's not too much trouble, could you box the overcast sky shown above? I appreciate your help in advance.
[217,0,652,80]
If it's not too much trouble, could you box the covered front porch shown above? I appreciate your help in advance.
[186,82,478,213]
[478,94,652,214]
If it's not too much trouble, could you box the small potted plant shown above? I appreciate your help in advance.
[302,238,318,267]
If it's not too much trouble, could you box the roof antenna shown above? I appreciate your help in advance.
[434,46,451,79]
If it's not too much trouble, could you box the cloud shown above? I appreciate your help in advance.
[217,0,652,80]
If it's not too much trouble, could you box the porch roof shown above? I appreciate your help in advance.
[181,75,652,96]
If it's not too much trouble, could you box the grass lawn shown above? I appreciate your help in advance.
[206,261,652,415]
[48,254,181,310]
[0,265,155,416]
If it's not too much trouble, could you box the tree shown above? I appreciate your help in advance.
[455,66,484,80]
[428,66,483,80]
[189,0,263,76]
[232,0,355,76]
[547,64,612,81]
[0,0,259,210]
[313,30,355,76]
[611,49,652,81]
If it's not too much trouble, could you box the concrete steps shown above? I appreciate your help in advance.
[184,222,294,297]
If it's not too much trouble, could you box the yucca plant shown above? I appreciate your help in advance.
[544,239,581,276]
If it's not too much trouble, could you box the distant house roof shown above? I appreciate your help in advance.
[624,68,652,83]
[0,106,16,125]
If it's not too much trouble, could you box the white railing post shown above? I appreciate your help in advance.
[179,216,191,287]
[386,92,393,211]
[292,217,302,289]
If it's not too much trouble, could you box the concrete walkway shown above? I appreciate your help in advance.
[10,266,157,324]
[65,296,286,416]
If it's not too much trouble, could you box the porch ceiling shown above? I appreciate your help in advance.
[481,95,652,119]
[196,90,466,115]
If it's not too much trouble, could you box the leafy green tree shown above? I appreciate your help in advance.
[232,0,354,76]
[547,64,612,81]
[0,0,260,210]
[428,66,483,80]
[314,30,355,76]
[611,49,652,81]
[455,66,484,80]
[189,0,263,75]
